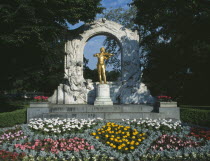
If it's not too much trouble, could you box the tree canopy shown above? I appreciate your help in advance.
[0,0,103,93]
[132,0,210,104]
[102,7,137,71]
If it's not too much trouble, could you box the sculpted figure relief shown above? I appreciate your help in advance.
[93,47,113,84]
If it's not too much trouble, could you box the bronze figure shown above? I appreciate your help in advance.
[93,47,113,84]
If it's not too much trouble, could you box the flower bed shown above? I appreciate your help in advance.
[150,134,203,151]
[189,127,210,140]
[33,96,49,102]
[0,126,27,144]
[15,137,94,153]
[123,118,182,133]
[28,118,102,135]
[0,150,26,160]
[0,118,210,160]
[91,122,147,153]
[157,95,172,102]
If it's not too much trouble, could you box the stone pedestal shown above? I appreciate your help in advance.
[157,101,180,120]
[94,84,113,105]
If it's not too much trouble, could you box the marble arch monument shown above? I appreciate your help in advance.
[49,18,153,105]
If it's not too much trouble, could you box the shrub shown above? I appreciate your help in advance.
[180,108,210,127]
[0,108,26,128]
[180,105,210,110]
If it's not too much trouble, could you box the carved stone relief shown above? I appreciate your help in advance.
[48,19,154,104]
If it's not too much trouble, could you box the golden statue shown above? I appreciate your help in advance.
[93,47,113,84]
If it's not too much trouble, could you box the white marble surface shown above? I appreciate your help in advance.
[48,19,154,105]
[94,84,113,105]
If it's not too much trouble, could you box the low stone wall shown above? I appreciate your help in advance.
[27,102,180,122]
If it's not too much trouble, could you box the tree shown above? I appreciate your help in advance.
[102,7,137,71]
[0,0,103,93]
[132,0,210,104]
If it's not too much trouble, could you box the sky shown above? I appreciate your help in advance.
[69,0,132,70]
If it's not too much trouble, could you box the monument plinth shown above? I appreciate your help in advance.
[94,84,113,105]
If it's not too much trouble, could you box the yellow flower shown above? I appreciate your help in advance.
[130,146,135,149]
[122,132,125,134]
[110,138,114,141]
[124,128,127,131]
[97,129,101,131]
[118,146,122,150]
[142,133,146,136]
[142,137,145,140]
[98,132,101,134]
[105,135,109,138]
[116,132,119,134]
[114,139,118,142]
[125,148,128,150]
[138,139,142,142]
[111,135,114,138]
[110,143,113,146]
[113,145,116,148]
[106,141,110,144]
[132,136,135,139]
[91,133,96,136]
[127,142,130,144]
[139,134,143,136]
[135,142,139,145]
[122,143,126,147]
[95,136,99,139]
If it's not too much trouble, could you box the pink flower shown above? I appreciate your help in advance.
[167,145,170,149]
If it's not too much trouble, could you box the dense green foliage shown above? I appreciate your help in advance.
[180,108,210,127]
[180,105,210,110]
[132,0,210,105]
[0,109,26,128]
[0,0,103,93]
[0,94,29,113]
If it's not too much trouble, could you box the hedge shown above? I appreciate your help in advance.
[180,105,210,110]
[0,108,26,128]
[180,108,210,127]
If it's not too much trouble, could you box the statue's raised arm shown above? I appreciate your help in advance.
[93,47,113,84]
[93,53,99,57]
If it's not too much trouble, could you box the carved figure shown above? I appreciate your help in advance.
[93,47,113,84]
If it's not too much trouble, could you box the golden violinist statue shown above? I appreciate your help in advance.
[93,47,114,84]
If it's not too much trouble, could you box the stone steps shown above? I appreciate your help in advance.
[41,104,157,120]
[27,103,180,122]
[42,112,162,120]
[48,104,154,113]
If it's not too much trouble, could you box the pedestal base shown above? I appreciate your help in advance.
[94,84,113,105]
